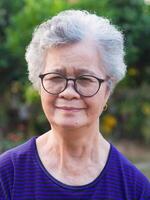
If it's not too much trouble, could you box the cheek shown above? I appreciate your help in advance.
[41,93,55,116]
[94,101,104,117]
[88,95,107,117]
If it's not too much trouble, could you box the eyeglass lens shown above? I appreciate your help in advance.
[41,73,102,97]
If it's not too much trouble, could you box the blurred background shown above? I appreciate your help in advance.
[0,0,150,177]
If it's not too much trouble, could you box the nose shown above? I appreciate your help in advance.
[58,80,80,99]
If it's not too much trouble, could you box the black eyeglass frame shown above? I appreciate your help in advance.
[39,72,107,97]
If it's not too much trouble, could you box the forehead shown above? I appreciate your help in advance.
[44,41,105,76]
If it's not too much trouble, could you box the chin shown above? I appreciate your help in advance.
[52,118,87,130]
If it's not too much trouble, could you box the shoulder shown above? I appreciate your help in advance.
[0,137,37,199]
[0,137,36,171]
[110,144,148,178]
[108,144,150,198]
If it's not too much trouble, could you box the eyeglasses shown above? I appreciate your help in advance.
[39,73,106,97]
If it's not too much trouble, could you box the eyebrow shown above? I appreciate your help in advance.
[75,69,98,76]
[48,68,99,76]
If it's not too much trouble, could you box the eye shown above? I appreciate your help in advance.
[51,76,63,81]
[44,74,64,83]
[78,76,95,82]
[77,76,96,86]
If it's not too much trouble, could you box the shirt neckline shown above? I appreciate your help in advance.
[32,136,113,191]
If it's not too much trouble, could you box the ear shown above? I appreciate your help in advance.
[104,83,111,102]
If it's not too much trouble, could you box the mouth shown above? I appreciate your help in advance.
[55,106,85,111]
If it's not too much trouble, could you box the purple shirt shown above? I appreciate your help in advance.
[0,137,150,199]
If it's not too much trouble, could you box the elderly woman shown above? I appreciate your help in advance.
[0,10,149,200]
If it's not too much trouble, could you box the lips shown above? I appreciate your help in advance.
[55,106,84,111]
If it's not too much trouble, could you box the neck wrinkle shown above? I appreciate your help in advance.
[47,128,107,164]
[49,121,100,157]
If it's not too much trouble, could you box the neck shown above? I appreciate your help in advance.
[36,124,110,184]
[50,122,97,152]
[44,122,109,160]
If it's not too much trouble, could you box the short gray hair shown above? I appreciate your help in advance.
[25,10,127,92]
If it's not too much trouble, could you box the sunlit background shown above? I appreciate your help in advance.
[0,0,150,178]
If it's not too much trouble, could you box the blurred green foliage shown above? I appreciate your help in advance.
[0,0,150,150]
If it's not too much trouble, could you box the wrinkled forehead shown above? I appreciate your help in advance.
[44,67,104,77]
[43,41,106,77]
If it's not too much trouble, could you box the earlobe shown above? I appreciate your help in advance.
[104,85,111,100]
[103,88,110,111]
[103,103,108,111]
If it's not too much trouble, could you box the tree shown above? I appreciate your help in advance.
[71,0,150,86]
[1,0,150,144]
[0,0,24,92]
[0,0,70,92]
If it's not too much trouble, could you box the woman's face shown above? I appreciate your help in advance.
[40,41,110,130]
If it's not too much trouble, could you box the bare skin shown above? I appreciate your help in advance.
[36,40,111,186]
[36,129,110,186]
